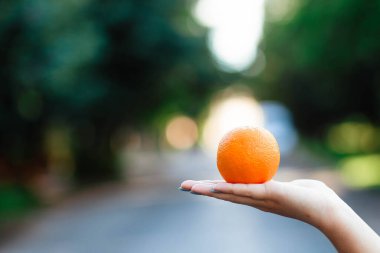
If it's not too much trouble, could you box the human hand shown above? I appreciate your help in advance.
[179,179,380,253]
[179,179,342,228]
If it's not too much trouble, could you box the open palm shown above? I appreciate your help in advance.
[180,179,343,227]
[180,179,380,253]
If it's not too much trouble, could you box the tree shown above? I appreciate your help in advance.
[0,0,224,184]
[257,0,380,136]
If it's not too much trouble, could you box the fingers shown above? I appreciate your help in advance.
[180,180,282,201]
[212,180,282,200]
[179,179,224,191]
[178,180,283,212]
[190,183,267,208]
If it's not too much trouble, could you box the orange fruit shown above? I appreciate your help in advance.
[217,127,280,184]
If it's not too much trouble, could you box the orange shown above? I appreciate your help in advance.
[217,127,280,184]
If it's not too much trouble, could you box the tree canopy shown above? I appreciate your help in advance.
[0,0,225,183]
[258,0,380,136]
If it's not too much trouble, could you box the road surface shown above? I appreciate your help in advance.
[1,149,379,253]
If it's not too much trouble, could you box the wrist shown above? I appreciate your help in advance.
[312,194,350,233]
[314,196,380,253]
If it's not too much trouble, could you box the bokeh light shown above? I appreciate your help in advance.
[261,101,298,155]
[327,122,380,154]
[165,116,198,150]
[193,0,265,72]
[340,155,380,188]
[265,0,300,23]
[202,88,264,154]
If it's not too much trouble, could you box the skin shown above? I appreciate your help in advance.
[179,179,380,253]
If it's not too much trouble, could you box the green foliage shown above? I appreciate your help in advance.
[0,0,223,183]
[0,184,38,219]
[257,1,380,188]
[258,0,380,136]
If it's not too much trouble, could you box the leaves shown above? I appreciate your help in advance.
[259,0,380,135]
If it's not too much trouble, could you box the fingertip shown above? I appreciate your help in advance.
[179,180,197,191]
[178,186,190,192]
[189,183,203,193]
[180,179,195,185]
[190,183,214,196]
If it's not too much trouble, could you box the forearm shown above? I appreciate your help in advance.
[317,200,380,253]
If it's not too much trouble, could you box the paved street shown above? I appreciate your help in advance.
[1,149,379,253]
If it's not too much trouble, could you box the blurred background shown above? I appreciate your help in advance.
[1,0,380,252]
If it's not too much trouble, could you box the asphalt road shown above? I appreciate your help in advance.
[1,149,379,253]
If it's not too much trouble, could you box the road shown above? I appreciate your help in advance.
[1,149,379,253]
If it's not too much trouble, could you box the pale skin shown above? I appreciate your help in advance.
[179,179,380,253]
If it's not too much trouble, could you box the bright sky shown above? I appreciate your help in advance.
[193,0,265,72]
